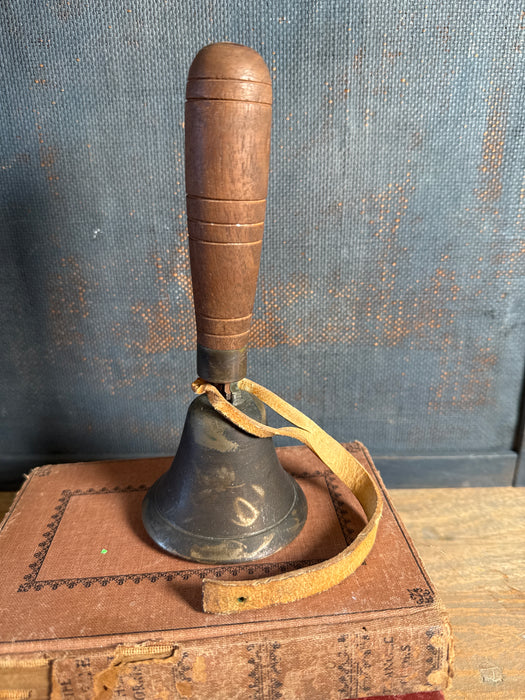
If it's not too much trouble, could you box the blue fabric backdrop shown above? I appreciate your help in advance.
[1,1,524,485]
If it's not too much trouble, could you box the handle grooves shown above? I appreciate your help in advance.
[185,43,272,382]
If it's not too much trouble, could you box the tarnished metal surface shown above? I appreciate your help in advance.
[0,2,524,485]
[196,345,248,384]
[142,387,307,563]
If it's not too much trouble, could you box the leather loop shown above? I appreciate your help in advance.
[192,378,383,614]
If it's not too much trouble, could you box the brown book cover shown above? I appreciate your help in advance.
[0,442,453,699]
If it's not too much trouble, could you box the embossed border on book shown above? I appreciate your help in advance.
[18,472,350,593]
[3,447,440,648]
[14,447,436,632]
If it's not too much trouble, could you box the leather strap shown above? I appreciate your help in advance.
[192,378,383,614]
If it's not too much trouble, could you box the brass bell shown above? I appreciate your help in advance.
[142,43,307,564]
[142,384,307,563]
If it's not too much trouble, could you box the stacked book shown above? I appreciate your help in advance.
[0,442,453,699]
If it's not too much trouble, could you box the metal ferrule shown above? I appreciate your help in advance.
[197,344,247,384]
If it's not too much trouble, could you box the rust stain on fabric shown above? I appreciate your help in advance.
[323,75,351,106]
[436,24,451,52]
[48,256,89,347]
[353,47,365,72]
[429,346,497,412]
[120,225,195,355]
[476,88,508,203]
[39,143,60,196]
[54,0,84,22]
[130,298,180,354]
[248,173,462,355]
[251,273,314,348]
[325,173,459,348]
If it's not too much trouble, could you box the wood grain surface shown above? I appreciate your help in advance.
[1,486,523,698]
[186,43,272,353]
[389,487,525,700]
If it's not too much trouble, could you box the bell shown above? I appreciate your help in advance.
[142,384,307,563]
[142,43,308,563]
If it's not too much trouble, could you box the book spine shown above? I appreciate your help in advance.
[44,616,452,699]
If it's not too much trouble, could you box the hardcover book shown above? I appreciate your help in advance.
[0,442,453,699]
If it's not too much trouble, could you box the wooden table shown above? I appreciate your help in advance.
[1,487,524,698]
[389,487,525,700]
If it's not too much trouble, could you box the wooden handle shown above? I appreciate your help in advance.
[185,42,272,383]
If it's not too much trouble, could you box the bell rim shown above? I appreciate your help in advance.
[142,477,307,565]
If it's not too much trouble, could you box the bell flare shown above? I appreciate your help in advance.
[142,388,307,564]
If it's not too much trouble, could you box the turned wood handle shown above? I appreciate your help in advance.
[185,42,272,382]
